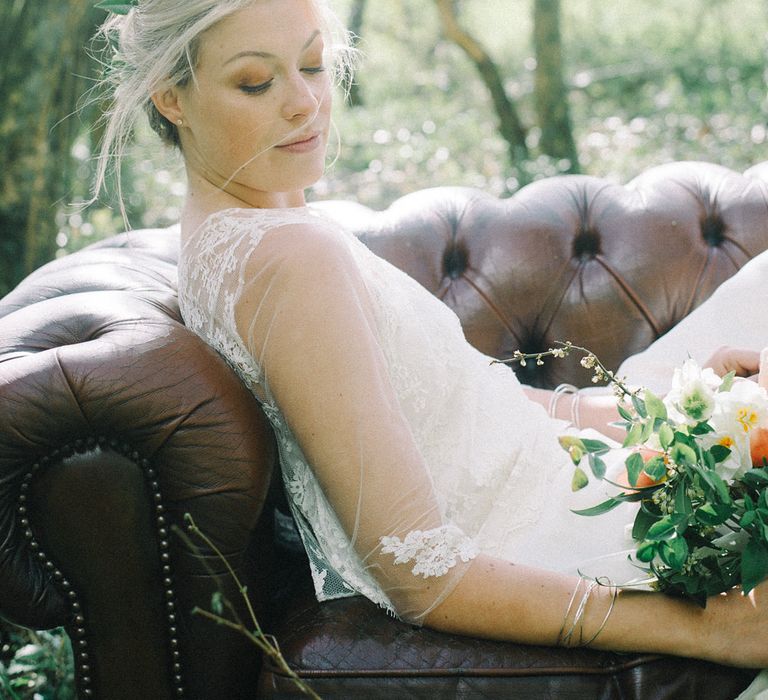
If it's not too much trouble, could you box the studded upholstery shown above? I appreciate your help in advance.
[0,161,766,699]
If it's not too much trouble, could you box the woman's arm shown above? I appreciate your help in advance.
[428,555,768,668]
[524,385,625,441]
[235,224,768,666]
[526,344,766,439]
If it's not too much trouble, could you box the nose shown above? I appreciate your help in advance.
[281,71,322,121]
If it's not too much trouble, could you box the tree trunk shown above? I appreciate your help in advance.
[346,0,367,107]
[0,0,102,296]
[533,0,579,172]
[433,0,530,177]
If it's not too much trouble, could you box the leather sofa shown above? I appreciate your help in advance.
[1,160,766,699]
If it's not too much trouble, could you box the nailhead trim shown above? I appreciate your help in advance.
[16,436,185,698]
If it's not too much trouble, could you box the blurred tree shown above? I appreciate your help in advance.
[0,0,102,296]
[347,0,367,106]
[433,0,530,176]
[533,0,579,172]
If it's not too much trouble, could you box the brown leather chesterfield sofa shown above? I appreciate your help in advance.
[2,160,767,700]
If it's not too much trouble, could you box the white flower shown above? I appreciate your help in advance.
[664,359,720,425]
[705,380,768,481]
[699,430,750,482]
[711,379,768,436]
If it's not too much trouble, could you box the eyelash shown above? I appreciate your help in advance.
[239,66,326,96]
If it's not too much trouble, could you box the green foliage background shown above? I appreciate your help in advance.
[59,0,768,256]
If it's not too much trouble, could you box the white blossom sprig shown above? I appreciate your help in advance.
[497,340,635,401]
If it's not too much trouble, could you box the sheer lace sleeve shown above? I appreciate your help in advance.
[232,221,477,622]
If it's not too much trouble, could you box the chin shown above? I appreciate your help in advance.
[277,163,327,192]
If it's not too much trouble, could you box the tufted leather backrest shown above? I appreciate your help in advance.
[319,161,768,387]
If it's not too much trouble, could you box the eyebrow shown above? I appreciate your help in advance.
[223,30,322,66]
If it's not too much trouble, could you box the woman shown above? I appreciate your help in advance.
[96,0,768,674]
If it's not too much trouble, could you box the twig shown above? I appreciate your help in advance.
[177,514,322,700]
[495,340,636,399]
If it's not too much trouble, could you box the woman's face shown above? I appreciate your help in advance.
[174,0,332,208]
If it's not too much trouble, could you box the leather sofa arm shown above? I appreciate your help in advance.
[0,232,276,700]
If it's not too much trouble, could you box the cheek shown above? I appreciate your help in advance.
[200,99,274,154]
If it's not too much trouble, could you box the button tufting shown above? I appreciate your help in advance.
[442,243,468,280]
[702,214,725,246]
[572,227,602,260]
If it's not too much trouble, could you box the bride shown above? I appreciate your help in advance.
[95,0,768,675]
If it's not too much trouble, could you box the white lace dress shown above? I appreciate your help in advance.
[178,206,637,622]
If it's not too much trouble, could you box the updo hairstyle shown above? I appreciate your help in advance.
[92,0,356,202]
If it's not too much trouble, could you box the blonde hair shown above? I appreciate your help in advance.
[91,0,356,213]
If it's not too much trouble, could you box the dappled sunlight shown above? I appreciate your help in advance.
[52,0,768,253]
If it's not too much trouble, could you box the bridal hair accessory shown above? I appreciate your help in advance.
[95,0,139,15]
[177,119,184,127]
[503,341,768,606]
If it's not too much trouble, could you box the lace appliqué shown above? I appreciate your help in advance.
[380,524,478,578]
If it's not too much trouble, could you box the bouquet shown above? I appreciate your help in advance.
[512,342,768,606]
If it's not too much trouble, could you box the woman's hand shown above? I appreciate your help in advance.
[704,345,760,379]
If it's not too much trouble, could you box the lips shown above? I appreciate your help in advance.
[275,132,321,152]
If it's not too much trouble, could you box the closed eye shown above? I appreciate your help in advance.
[240,79,273,95]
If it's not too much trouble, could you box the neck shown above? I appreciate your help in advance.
[181,168,307,234]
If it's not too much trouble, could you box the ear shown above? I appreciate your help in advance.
[150,84,184,125]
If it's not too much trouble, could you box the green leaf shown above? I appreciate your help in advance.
[211,591,224,616]
[644,390,668,420]
[709,444,732,463]
[636,540,657,562]
[625,451,644,487]
[696,468,731,503]
[632,506,659,541]
[613,490,647,503]
[659,423,675,449]
[95,0,137,14]
[674,483,693,515]
[660,536,689,569]
[617,403,634,422]
[691,422,714,435]
[632,394,648,418]
[572,497,623,517]
[719,370,736,393]
[647,516,680,541]
[695,503,732,526]
[623,422,644,448]
[640,419,655,443]
[588,453,607,480]
[581,438,611,455]
[644,455,667,482]
[741,540,768,594]
[740,510,757,528]
[559,435,585,465]
[743,469,768,489]
[571,466,589,491]
[671,442,698,466]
